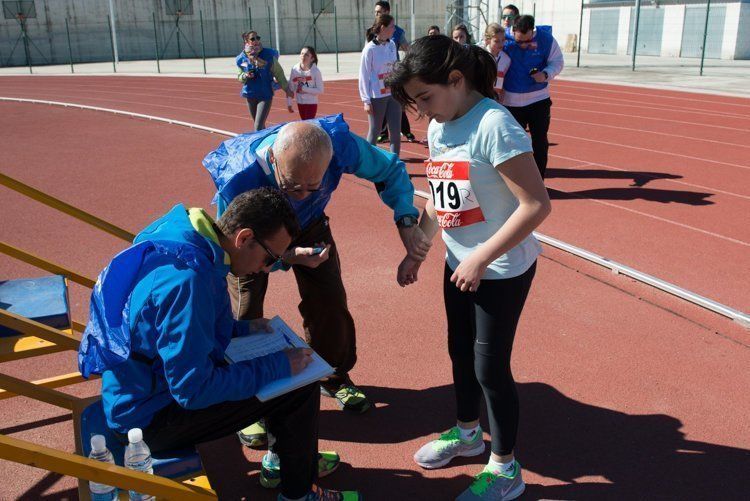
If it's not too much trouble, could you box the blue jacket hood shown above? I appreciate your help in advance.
[78,204,226,378]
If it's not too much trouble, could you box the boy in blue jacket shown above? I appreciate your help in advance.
[79,188,360,501]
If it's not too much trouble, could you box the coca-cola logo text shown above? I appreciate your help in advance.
[437,212,463,228]
[426,162,456,179]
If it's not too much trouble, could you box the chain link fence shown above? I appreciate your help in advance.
[0,0,448,74]
[1,0,747,75]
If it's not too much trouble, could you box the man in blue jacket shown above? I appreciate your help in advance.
[204,116,429,428]
[502,15,564,178]
[78,188,360,500]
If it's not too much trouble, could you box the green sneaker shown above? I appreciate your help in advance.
[277,484,361,500]
[455,461,525,501]
[321,383,371,414]
[261,451,341,489]
[413,426,485,469]
[238,420,267,449]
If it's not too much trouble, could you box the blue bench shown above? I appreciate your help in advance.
[78,399,203,479]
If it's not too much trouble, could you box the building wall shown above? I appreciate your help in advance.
[578,1,748,60]
[0,0,446,67]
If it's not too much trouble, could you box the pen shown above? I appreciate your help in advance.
[280,329,295,348]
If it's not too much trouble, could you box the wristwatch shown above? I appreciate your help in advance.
[396,215,419,228]
[542,70,549,81]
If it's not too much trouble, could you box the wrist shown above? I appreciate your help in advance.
[282,249,296,265]
[396,215,419,228]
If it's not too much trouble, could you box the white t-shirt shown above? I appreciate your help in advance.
[427,97,541,279]
[288,64,324,105]
[480,44,511,94]
[358,39,398,103]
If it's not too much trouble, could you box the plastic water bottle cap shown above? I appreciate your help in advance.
[90,434,106,452]
[127,428,143,444]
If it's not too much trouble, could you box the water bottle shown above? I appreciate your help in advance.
[88,435,118,501]
[124,428,155,501]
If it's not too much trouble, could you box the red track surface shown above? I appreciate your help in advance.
[0,77,748,499]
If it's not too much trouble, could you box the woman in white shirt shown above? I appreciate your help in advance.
[287,46,324,120]
[358,14,401,156]
[481,23,512,102]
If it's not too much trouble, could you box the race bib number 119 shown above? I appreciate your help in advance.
[425,160,485,229]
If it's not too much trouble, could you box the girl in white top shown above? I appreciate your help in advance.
[358,14,402,156]
[481,23,512,102]
[386,35,551,500]
[287,45,324,120]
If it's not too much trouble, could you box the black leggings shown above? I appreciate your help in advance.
[444,261,536,456]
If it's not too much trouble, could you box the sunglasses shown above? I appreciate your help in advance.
[247,36,261,42]
[254,235,282,267]
[502,14,516,20]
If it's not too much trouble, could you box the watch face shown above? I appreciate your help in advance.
[399,216,417,227]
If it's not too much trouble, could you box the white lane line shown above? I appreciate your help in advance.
[554,80,750,109]
[4,95,747,326]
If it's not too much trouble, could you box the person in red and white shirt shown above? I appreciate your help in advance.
[481,23,511,102]
[287,46,324,120]
[358,14,402,156]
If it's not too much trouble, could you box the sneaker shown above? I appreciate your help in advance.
[321,383,371,414]
[455,461,525,500]
[377,134,389,143]
[261,451,341,489]
[413,426,485,469]
[277,484,361,500]
[403,132,416,142]
[238,420,267,449]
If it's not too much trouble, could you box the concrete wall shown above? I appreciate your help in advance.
[660,5,685,57]
[578,1,748,60]
[731,1,750,58]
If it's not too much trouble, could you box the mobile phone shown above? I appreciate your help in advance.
[311,247,325,255]
[529,68,539,76]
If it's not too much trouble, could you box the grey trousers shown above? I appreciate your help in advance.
[247,97,273,131]
[367,95,402,156]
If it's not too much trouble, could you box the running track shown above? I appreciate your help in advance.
[0,76,748,499]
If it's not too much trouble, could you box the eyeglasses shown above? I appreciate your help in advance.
[254,234,283,267]
[247,36,261,42]
[273,160,322,195]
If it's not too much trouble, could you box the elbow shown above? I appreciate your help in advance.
[537,197,552,222]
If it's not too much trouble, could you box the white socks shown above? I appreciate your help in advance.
[488,457,516,476]
[458,424,480,442]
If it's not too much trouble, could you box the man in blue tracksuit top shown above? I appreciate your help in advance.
[77,188,361,499]
[502,15,564,178]
[203,115,429,426]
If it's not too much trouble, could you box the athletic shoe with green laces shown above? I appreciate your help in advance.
[455,461,525,501]
[277,483,361,500]
[238,420,267,449]
[260,451,341,489]
[321,383,371,414]
[413,426,485,469]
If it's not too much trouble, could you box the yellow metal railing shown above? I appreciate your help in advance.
[0,434,215,500]
[0,241,96,288]
[0,172,135,242]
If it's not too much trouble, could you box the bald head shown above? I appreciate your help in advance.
[270,121,333,200]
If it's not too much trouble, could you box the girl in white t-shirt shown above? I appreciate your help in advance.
[287,46,324,120]
[482,22,512,102]
[386,35,551,501]
[358,14,402,156]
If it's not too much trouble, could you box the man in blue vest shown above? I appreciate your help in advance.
[203,115,429,442]
[502,14,564,178]
[78,188,361,500]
